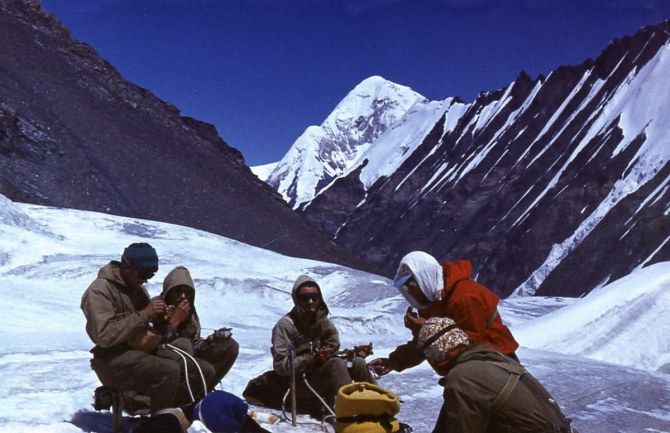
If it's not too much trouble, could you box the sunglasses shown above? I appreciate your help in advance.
[173,285,194,296]
[394,272,413,288]
[136,268,157,280]
[298,293,320,303]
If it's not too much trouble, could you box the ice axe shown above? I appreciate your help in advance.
[288,345,297,426]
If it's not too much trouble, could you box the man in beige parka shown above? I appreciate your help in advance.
[81,243,210,414]
[244,275,376,418]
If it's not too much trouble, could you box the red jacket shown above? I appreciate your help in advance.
[389,259,519,372]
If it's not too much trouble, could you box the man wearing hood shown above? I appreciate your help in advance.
[154,266,239,389]
[81,243,204,414]
[244,275,375,417]
[368,251,519,377]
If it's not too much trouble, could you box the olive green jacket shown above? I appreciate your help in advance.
[442,343,572,433]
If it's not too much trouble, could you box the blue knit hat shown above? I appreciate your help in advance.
[121,243,159,269]
[194,391,249,433]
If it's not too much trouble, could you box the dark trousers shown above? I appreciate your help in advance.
[196,337,240,388]
[296,357,376,411]
[157,344,216,406]
[92,344,215,413]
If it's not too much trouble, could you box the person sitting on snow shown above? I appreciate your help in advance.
[81,243,213,414]
[243,275,376,419]
[153,265,239,390]
[416,316,575,433]
[368,251,519,377]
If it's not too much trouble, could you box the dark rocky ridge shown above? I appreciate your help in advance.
[297,20,670,297]
[0,0,375,273]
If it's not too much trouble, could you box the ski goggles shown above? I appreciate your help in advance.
[395,274,431,309]
[136,267,157,281]
[394,273,413,288]
[298,293,320,303]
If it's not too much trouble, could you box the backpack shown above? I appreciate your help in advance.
[242,370,323,413]
[333,382,401,433]
[243,370,290,409]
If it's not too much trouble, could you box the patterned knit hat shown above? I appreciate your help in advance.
[334,383,401,433]
[417,317,469,369]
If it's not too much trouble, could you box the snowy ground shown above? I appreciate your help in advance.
[1,194,669,433]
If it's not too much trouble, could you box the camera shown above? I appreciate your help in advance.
[214,327,232,339]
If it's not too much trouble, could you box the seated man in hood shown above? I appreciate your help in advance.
[153,266,239,391]
[243,275,376,419]
[369,251,519,377]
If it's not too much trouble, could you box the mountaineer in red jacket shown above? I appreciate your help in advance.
[368,251,519,376]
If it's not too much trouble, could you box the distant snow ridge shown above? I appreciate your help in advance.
[266,76,425,208]
[0,194,56,238]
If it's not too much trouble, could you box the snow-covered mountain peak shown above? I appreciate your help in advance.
[332,75,423,122]
[265,76,425,208]
[263,19,670,300]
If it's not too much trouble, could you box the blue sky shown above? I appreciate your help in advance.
[41,0,670,167]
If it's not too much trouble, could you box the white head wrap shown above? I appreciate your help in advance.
[394,251,444,308]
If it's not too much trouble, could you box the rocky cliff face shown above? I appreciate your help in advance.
[279,20,670,297]
[0,0,372,272]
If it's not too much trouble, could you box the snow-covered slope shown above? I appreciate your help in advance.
[513,261,670,371]
[2,193,670,432]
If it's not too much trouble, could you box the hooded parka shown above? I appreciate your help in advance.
[156,266,204,348]
[82,261,152,352]
[271,275,340,376]
[155,266,239,387]
[243,275,374,414]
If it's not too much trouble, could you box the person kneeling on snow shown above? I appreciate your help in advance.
[369,251,519,377]
[153,266,239,390]
[82,243,212,414]
[419,317,575,433]
[243,275,376,419]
